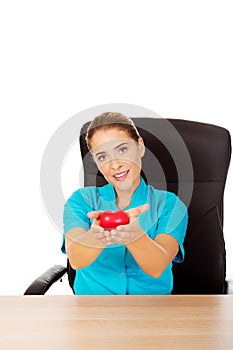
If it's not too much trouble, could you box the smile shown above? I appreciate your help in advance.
[113,170,129,181]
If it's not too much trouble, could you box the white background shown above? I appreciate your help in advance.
[0,1,232,295]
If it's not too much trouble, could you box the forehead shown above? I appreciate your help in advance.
[90,128,134,151]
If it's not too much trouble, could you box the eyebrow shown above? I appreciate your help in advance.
[95,142,129,157]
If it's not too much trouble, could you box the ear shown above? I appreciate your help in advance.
[138,137,145,157]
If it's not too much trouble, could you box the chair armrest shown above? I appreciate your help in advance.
[24,264,67,295]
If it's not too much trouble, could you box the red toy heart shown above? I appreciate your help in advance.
[99,210,129,229]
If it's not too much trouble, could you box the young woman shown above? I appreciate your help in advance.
[62,112,188,294]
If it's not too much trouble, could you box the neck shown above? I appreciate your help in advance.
[114,177,141,210]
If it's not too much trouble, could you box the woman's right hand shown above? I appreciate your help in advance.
[87,211,110,245]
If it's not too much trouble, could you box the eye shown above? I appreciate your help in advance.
[97,154,107,162]
[118,146,128,155]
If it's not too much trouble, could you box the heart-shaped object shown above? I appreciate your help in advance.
[99,210,129,229]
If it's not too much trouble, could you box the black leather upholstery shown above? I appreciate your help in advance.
[24,265,67,295]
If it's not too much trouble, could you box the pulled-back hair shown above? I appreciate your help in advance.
[85,112,141,150]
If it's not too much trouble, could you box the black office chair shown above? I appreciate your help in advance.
[25,118,233,295]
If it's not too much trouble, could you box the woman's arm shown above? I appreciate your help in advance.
[65,228,104,270]
[65,212,108,269]
[126,233,179,278]
[107,204,180,277]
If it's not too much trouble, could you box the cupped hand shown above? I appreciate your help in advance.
[105,204,150,245]
[87,210,111,245]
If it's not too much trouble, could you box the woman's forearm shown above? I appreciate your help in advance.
[65,227,106,270]
[126,233,170,278]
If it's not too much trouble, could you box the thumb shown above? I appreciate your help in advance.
[87,210,104,219]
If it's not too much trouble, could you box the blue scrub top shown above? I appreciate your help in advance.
[62,176,188,295]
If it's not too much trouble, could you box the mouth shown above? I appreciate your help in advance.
[113,170,129,181]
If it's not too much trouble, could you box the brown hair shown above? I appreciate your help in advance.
[85,112,141,150]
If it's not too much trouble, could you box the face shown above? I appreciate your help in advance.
[90,128,145,193]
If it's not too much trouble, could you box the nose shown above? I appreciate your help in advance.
[110,158,122,170]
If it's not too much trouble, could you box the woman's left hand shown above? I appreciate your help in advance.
[105,204,150,245]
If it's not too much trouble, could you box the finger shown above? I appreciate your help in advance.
[92,224,104,232]
[92,225,106,239]
[125,204,150,217]
[104,230,111,238]
[100,237,108,245]
[92,227,106,240]
[92,218,101,226]
[110,234,128,244]
[105,236,113,243]
[111,229,131,239]
[115,223,134,232]
[94,232,106,240]
[115,225,129,232]
[139,203,150,212]
[87,210,104,219]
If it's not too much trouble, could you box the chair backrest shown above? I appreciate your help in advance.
[68,118,231,294]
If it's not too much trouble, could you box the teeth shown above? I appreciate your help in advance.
[114,171,128,178]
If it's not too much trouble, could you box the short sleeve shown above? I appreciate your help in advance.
[61,189,91,254]
[156,192,188,263]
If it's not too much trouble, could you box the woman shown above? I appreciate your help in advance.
[62,112,188,294]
